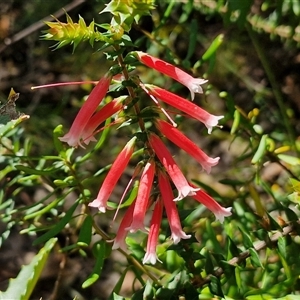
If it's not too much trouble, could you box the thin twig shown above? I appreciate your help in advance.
[0,0,86,54]
[49,252,68,300]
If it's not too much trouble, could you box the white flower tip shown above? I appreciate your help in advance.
[174,186,200,201]
[112,239,127,250]
[58,135,79,148]
[111,242,119,250]
[215,207,232,223]
[188,78,209,100]
[203,157,220,173]
[88,200,106,213]
[82,135,97,145]
[206,115,224,134]
[143,253,161,265]
[128,228,137,233]
[172,232,191,244]
[125,221,146,233]
[173,195,184,201]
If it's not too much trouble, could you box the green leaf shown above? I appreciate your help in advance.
[163,250,185,273]
[24,190,71,220]
[208,275,224,297]
[230,109,241,135]
[249,248,263,268]
[219,260,236,278]
[277,154,300,166]
[14,164,59,175]
[0,115,29,136]
[202,34,224,61]
[143,280,155,300]
[53,124,65,155]
[290,178,300,193]
[283,205,299,221]
[155,286,175,299]
[266,212,282,230]
[235,266,243,292]
[127,236,146,261]
[33,199,80,245]
[205,252,214,274]
[82,240,106,288]
[0,238,57,300]
[205,220,222,253]
[251,134,268,164]
[167,270,189,291]
[277,236,286,259]
[77,215,93,247]
[239,227,253,248]
[0,221,14,248]
[109,293,125,300]
[227,236,241,260]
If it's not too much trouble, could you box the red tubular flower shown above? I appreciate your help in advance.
[81,96,125,145]
[89,136,137,213]
[127,159,156,233]
[158,171,191,244]
[191,188,232,223]
[59,73,112,147]
[145,85,223,134]
[112,200,136,250]
[143,199,163,265]
[134,51,208,100]
[148,132,199,201]
[155,119,219,173]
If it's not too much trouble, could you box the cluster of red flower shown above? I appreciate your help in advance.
[59,52,231,264]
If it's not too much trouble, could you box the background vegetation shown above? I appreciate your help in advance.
[1,0,300,299]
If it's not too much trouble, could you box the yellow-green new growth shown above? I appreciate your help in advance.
[101,0,155,31]
[42,13,112,51]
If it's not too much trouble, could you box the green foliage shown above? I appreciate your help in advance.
[1,0,300,299]
[0,238,57,300]
[42,13,112,51]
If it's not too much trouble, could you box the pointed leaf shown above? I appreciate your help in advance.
[77,215,93,247]
[33,200,79,245]
[14,164,59,175]
[143,280,155,300]
[202,34,224,61]
[0,238,57,300]
[205,252,214,274]
[53,124,65,155]
[110,293,125,300]
[277,236,286,259]
[249,247,263,268]
[208,275,224,297]
[82,240,106,288]
[266,212,282,230]
[239,226,253,248]
[227,236,241,260]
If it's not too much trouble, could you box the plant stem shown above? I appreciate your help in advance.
[114,45,146,132]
